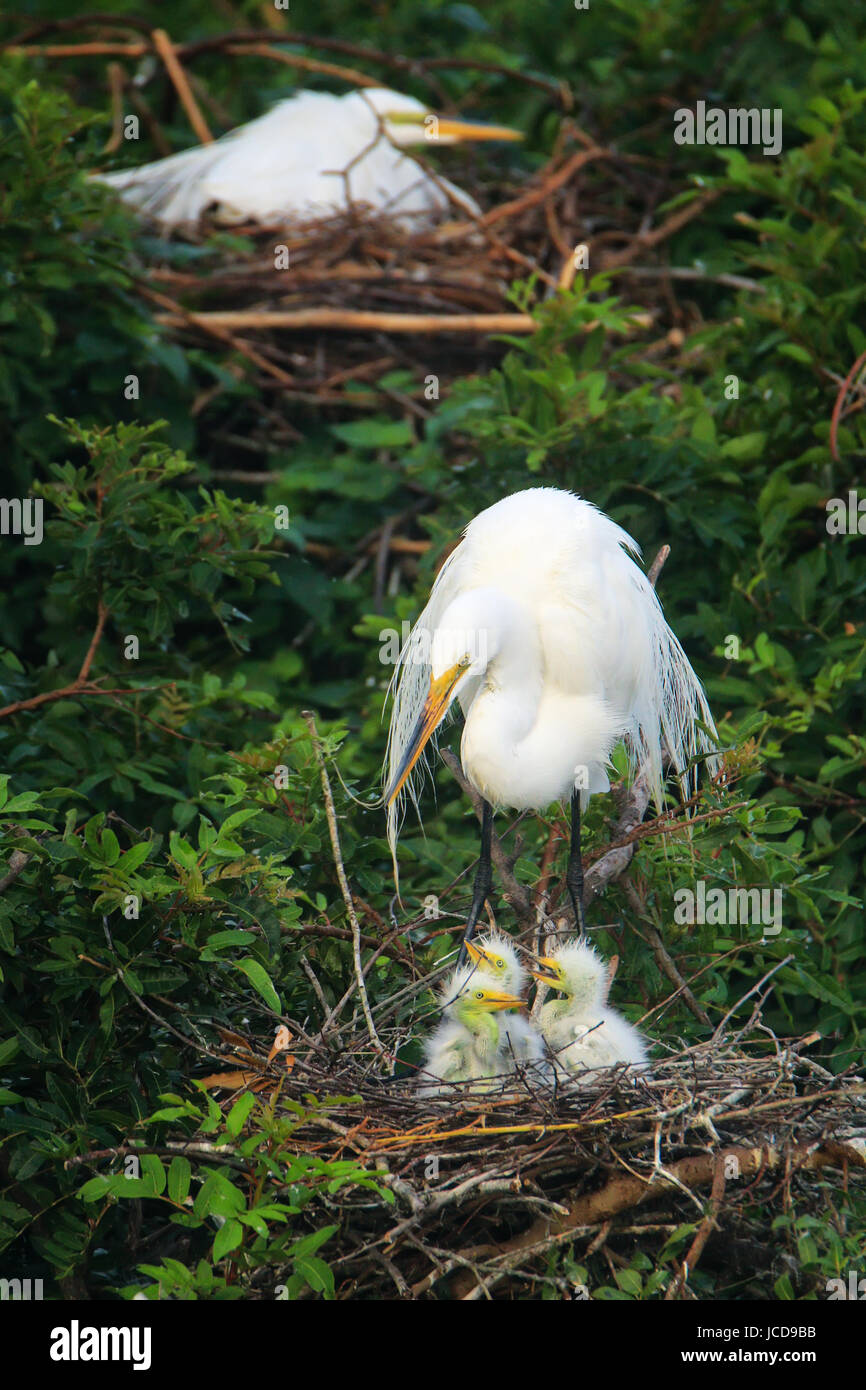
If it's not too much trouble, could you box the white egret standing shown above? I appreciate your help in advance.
[91,87,522,230]
[384,487,718,961]
[529,939,649,1080]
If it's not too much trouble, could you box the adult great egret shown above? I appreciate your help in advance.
[384,487,718,960]
[530,939,649,1080]
[92,87,522,230]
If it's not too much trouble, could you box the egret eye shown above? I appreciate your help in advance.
[496,959,505,969]
[475,991,484,1000]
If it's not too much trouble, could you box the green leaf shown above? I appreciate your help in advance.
[293,1253,335,1297]
[213,1218,244,1261]
[226,1092,256,1137]
[167,1157,191,1205]
[234,958,281,1012]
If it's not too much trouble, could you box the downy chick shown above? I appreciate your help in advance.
[530,939,648,1083]
[417,961,538,1098]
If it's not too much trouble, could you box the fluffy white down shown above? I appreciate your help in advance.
[539,940,649,1083]
[92,89,480,229]
[417,962,550,1098]
[466,931,528,994]
[386,487,718,871]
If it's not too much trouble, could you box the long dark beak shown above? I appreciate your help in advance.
[385,663,464,806]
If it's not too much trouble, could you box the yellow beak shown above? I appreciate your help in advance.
[478,990,526,1011]
[464,939,495,970]
[529,956,561,985]
[384,662,464,806]
[433,117,524,143]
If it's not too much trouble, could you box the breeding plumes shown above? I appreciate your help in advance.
[384,487,718,960]
[417,961,547,1098]
[91,87,522,231]
[531,939,649,1081]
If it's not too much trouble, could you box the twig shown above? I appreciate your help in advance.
[664,1157,727,1299]
[223,42,378,90]
[0,848,35,894]
[150,28,213,144]
[0,680,159,721]
[605,192,721,268]
[156,309,538,334]
[450,1138,866,1296]
[622,879,711,1026]
[303,712,390,1069]
[140,285,299,388]
[77,599,110,683]
[582,775,652,907]
[711,956,795,1044]
[647,543,670,588]
[829,347,866,461]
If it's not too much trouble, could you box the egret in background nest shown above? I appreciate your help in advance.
[417,962,546,1098]
[531,939,648,1081]
[91,87,522,231]
[384,487,718,963]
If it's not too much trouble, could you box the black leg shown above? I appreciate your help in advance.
[457,800,493,967]
[566,789,588,938]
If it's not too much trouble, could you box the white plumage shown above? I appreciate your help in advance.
[92,87,520,231]
[532,939,649,1082]
[417,958,549,1098]
[464,931,528,993]
[385,487,718,872]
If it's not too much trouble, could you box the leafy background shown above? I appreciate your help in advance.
[0,0,863,1299]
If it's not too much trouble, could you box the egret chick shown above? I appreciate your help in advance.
[464,933,552,1077]
[417,964,545,1098]
[463,931,527,993]
[531,939,649,1083]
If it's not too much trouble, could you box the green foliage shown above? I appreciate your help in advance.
[74,1091,392,1300]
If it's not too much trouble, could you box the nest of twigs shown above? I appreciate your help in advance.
[200,1009,866,1300]
[0,15,742,461]
[2,17,725,420]
[139,140,704,422]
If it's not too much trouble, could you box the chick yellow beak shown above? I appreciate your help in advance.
[464,940,496,970]
[384,662,464,806]
[478,990,526,1011]
[529,956,561,984]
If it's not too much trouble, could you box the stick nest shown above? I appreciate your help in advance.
[217,1021,866,1299]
